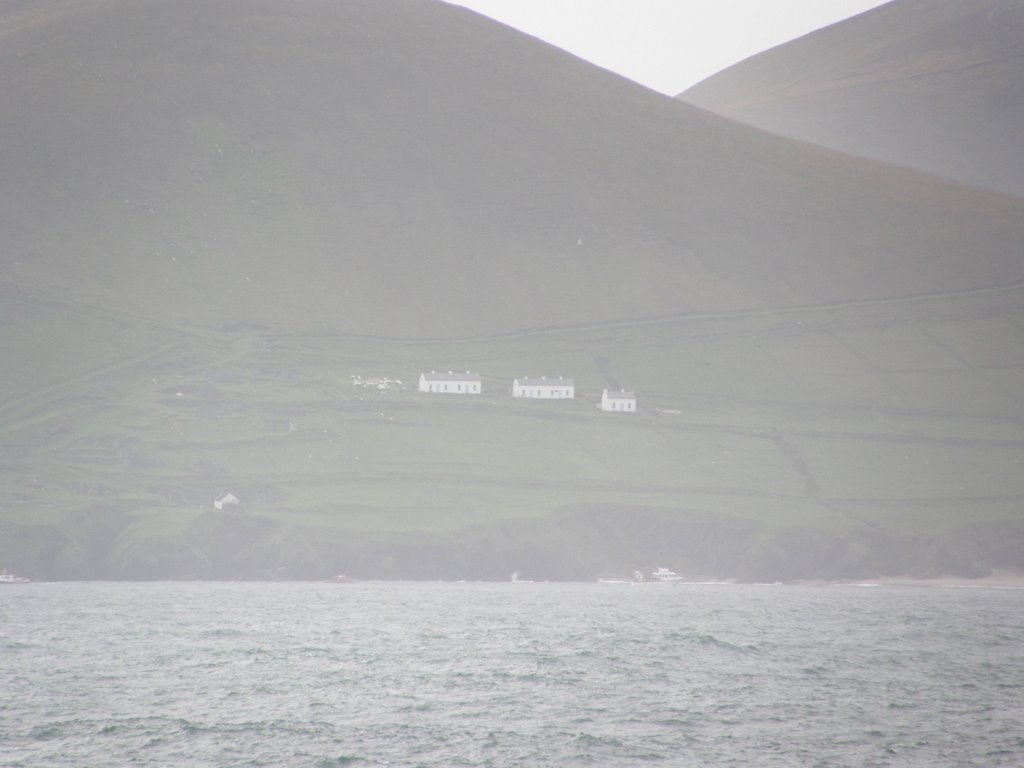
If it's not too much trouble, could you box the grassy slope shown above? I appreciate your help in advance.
[2,284,1022,580]
[681,0,1024,197]
[2,0,1023,579]
[2,0,1024,338]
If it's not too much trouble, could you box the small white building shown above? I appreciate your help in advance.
[601,389,637,412]
[418,370,481,394]
[512,376,574,399]
[214,492,239,510]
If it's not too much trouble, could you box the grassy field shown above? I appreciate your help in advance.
[3,0,1023,582]
[3,282,1023,580]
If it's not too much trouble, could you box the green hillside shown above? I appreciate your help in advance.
[3,283,1023,581]
[2,0,1023,580]
[3,0,1023,337]
[682,0,1024,198]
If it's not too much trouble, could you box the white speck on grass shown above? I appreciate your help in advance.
[351,375,401,391]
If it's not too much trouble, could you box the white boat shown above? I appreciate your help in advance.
[0,569,30,584]
[648,567,684,582]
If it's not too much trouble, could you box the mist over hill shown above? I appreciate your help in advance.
[2,0,1024,581]
[3,0,1024,337]
[682,0,1024,198]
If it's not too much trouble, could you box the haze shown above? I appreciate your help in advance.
[4,2,1024,764]
[2,0,1023,585]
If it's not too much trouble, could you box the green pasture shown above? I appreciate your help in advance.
[2,287,1023,579]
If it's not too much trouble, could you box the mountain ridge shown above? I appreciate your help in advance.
[681,0,1024,198]
[3,0,1023,338]
[2,0,1023,581]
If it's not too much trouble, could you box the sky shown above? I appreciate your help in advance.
[443,0,891,95]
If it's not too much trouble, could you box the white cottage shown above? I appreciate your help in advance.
[214,492,239,510]
[418,370,481,394]
[601,389,637,412]
[512,376,574,399]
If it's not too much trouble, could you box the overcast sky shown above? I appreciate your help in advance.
[444,0,890,95]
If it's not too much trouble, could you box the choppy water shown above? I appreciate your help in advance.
[2,582,1023,767]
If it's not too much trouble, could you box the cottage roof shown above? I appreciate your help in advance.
[421,370,481,382]
[515,377,574,387]
[605,389,636,400]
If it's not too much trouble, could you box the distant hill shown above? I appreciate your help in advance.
[2,0,1024,582]
[2,0,1024,338]
[682,0,1024,198]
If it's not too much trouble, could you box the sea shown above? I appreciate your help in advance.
[2,581,1022,767]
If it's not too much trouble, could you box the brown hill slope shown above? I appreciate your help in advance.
[2,0,1023,338]
[682,0,1024,198]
